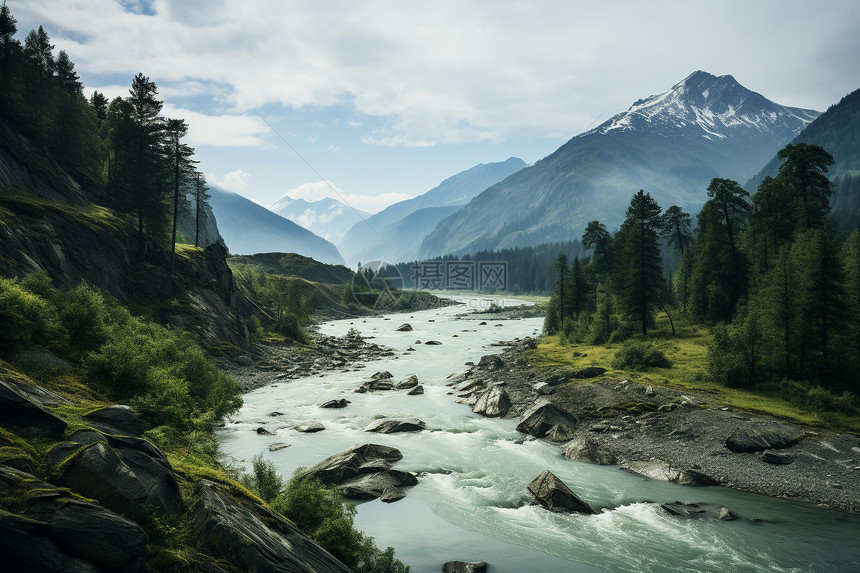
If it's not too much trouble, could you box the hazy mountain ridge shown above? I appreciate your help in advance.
[209,187,345,265]
[341,157,527,263]
[270,195,369,245]
[419,71,819,258]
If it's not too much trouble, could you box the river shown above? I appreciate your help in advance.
[217,297,860,573]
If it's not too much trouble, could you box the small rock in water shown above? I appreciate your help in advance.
[256,427,273,435]
[479,321,487,326]
[395,375,420,389]
[269,411,284,417]
[268,442,290,452]
[425,340,443,345]
[320,399,350,409]
[718,507,738,521]
[442,561,488,573]
[396,323,413,332]
[294,421,325,433]
[365,418,425,434]
[407,385,424,395]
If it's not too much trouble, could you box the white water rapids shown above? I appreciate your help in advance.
[217,297,860,572]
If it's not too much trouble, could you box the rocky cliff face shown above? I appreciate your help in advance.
[0,378,350,572]
[0,120,251,350]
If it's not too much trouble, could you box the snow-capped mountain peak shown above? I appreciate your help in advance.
[590,70,818,141]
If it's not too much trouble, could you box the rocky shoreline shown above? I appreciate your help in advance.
[452,337,860,514]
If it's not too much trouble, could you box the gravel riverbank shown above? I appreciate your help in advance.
[452,337,860,514]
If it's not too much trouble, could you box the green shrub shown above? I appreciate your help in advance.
[240,454,284,503]
[0,276,66,353]
[276,313,309,344]
[269,471,410,573]
[247,314,263,340]
[53,283,110,357]
[83,299,241,434]
[612,339,672,371]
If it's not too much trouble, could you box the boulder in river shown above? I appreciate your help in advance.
[395,375,420,389]
[528,470,595,514]
[443,561,488,573]
[726,428,798,453]
[425,340,443,345]
[407,385,424,396]
[563,436,616,465]
[364,418,425,434]
[516,401,579,438]
[337,470,418,500]
[295,421,326,433]
[299,443,403,485]
[472,384,511,417]
[320,399,350,409]
[396,323,413,332]
[660,501,708,518]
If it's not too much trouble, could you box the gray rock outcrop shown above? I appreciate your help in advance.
[563,436,616,465]
[472,384,511,417]
[726,428,798,453]
[516,401,579,438]
[527,470,595,514]
[190,479,350,573]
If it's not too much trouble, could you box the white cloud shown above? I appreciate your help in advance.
[161,105,270,148]
[208,170,251,193]
[12,0,860,148]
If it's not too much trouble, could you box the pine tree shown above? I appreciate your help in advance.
[614,190,663,336]
[127,73,166,238]
[22,25,54,83]
[164,117,195,267]
[54,50,81,95]
[791,228,846,384]
[193,172,211,247]
[89,91,108,122]
[0,1,18,98]
[582,220,613,280]
[706,178,750,281]
[776,143,834,230]
[747,175,795,277]
[661,205,693,257]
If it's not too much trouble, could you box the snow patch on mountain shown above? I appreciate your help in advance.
[589,71,818,140]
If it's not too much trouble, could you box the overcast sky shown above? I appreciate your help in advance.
[10,0,860,213]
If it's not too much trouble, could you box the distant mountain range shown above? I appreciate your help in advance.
[269,195,369,246]
[419,71,819,258]
[208,187,345,265]
[341,157,527,264]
